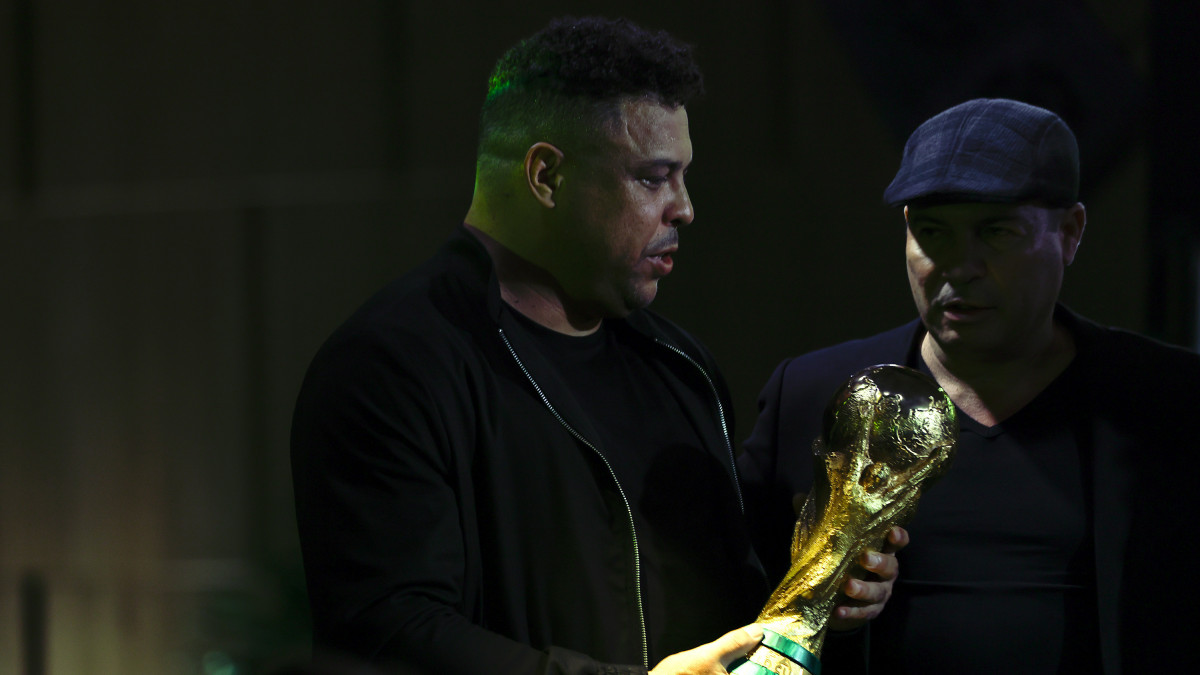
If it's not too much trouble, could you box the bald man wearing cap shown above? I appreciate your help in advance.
[739,99,1199,673]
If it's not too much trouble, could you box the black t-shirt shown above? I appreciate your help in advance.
[867,357,1102,673]
[505,308,761,658]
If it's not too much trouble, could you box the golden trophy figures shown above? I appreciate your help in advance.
[734,365,958,675]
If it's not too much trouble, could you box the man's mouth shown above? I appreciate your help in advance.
[646,249,675,275]
[940,299,991,320]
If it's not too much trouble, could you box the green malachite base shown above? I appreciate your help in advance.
[728,628,820,675]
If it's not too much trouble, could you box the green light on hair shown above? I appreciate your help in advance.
[486,76,512,101]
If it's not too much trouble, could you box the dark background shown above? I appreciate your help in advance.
[2,1,1195,673]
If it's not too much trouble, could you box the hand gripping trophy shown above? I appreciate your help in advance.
[733,364,958,675]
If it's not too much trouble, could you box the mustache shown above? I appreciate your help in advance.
[644,230,679,255]
[931,290,990,308]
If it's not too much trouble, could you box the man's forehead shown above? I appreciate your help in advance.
[607,99,692,157]
[908,201,1046,224]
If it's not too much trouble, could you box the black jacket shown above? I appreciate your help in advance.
[291,226,766,675]
[739,307,1200,673]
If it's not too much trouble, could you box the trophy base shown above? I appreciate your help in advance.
[729,628,820,675]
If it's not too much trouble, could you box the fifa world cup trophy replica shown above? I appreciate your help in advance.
[733,365,958,675]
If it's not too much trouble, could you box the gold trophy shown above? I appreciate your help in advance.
[733,364,958,675]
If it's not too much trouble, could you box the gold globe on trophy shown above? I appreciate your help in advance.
[733,364,958,675]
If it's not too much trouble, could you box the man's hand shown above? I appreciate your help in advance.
[648,624,763,675]
[828,525,908,631]
[788,492,908,632]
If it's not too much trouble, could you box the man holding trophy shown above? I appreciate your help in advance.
[741,99,1200,673]
[291,16,909,675]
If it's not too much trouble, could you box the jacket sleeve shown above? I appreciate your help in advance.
[738,357,810,584]
[290,330,647,675]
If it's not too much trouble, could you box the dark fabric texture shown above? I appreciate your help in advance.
[740,306,1200,674]
[291,225,768,675]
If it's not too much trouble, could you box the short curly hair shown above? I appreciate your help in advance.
[477,16,704,165]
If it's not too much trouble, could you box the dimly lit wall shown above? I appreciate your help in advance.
[0,2,1173,673]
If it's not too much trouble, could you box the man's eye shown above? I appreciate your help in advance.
[640,176,668,188]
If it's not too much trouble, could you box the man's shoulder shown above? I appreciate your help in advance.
[1060,310,1200,457]
[784,322,921,384]
[1065,309,1200,381]
[795,322,918,365]
[756,321,922,413]
[313,232,495,369]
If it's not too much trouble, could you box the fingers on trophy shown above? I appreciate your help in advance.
[734,364,958,675]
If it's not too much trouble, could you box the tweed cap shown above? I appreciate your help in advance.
[883,98,1079,208]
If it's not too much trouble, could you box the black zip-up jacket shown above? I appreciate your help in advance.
[291,226,767,674]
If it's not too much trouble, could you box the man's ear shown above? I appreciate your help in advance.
[523,142,565,208]
[1060,202,1087,266]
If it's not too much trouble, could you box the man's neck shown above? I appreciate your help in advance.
[465,224,602,336]
[921,322,1076,427]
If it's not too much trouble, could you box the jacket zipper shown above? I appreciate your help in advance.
[498,328,650,668]
[653,339,744,514]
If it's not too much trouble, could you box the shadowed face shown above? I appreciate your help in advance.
[904,202,1083,361]
[551,99,695,318]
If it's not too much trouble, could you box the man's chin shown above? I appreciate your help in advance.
[625,284,660,312]
[590,281,658,319]
[931,329,1015,360]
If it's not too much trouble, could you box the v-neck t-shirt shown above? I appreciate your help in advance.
[868,357,1102,673]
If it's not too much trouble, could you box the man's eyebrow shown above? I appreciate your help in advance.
[909,211,1021,226]
[637,159,687,171]
[977,213,1024,226]
[908,213,945,226]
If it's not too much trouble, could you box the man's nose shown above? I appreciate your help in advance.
[669,184,694,227]
[940,237,986,282]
